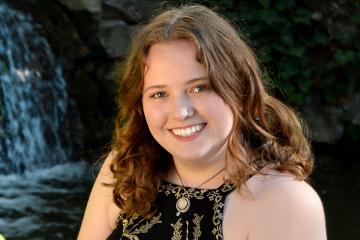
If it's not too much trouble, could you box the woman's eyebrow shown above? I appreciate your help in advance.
[143,77,208,93]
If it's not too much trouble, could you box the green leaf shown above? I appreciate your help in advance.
[259,9,283,25]
[335,50,355,65]
[217,0,233,8]
[324,90,337,103]
[312,33,328,45]
[337,32,353,45]
[283,84,295,96]
[290,93,306,105]
[350,14,360,23]
[288,46,305,58]
[297,78,312,93]
[293,8,312,25]
[344,123,360,141]
[280,34,294,46]
[280,63,298,79]
[258,0,271,9]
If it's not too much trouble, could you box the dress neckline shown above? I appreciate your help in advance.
[161,180,232,191]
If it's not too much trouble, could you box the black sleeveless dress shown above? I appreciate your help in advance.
[107,181,235,240]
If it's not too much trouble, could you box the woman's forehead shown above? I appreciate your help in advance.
[143,40,207,85]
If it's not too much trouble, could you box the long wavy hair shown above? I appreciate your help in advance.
[110,4,314,218]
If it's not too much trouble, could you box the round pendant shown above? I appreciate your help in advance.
[176,197,190,213]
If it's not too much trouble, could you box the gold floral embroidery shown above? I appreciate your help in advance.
[171,218,183,240]
[186,220,189,240]
[206,184,234,240]
[220,183,234,193]
[122,215,141,234]
[115,183,234,239]
[132,215,162,234]
[193,214,203,239]
[161,184,208,200]
[122,214,162,239]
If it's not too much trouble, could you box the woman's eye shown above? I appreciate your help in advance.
[151,91,167,98]
[193,84,211,93]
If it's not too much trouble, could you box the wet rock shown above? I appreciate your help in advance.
[55,0,101,13]
[103,0,161,23]
[301,101,343,144]
[344,92,360,126]
[98,20,131,58]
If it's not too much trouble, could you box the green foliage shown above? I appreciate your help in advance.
[165,0,360,140]
[174,0,359,103]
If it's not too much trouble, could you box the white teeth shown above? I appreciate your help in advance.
[172,124,204,137]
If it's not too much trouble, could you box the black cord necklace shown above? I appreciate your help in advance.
[174,166,226,216]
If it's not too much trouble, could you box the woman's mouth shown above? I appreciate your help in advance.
[170,123,206,137]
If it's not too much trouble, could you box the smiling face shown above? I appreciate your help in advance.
[142,40,234,167]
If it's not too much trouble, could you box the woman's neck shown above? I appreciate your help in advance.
[167,157,227,189]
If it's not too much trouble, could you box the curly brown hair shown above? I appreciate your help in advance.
[109,4,314,218]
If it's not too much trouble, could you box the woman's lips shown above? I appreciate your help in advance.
[169,123,206,142]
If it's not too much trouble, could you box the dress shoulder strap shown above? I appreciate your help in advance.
[216,183,236,197]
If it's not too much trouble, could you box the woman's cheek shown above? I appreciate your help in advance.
[144,103,166,128]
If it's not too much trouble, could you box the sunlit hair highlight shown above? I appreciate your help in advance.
[110,4,314,218]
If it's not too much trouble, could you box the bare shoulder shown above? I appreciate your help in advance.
[97,150,117,183]
[223,169,327,240]
[77,151,121,240]
[95,150,121,226]
[248,169,321,203]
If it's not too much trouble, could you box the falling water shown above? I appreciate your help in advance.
[0,3,91,239]
[0,1,72,173]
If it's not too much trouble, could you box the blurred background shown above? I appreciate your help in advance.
[0,0,359,239]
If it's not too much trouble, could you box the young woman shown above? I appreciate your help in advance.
[78,4,326,240]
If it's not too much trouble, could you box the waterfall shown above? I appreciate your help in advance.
[0,2,72,173]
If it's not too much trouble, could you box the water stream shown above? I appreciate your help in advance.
[0,162,92,239]
[0,2,86,239]
[0,1,71,174]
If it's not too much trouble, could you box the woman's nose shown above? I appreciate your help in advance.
[180,107,194,118]
[170,94,195,121]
